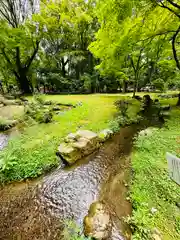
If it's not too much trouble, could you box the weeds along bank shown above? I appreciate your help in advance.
[130,108,180,240]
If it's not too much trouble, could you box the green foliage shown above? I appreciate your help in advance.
[25,95,53,123]
[114,100,129,116]
[110,98,142,131]
[80,74,92,92]
[0,135,59,184]
[130,109,180,239]
[152,78,165,92]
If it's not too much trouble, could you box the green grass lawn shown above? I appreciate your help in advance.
[130,108,180,240]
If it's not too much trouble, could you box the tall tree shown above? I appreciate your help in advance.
[36,0,98,84]
[0,0,41,93]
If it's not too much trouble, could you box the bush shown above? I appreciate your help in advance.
[25,95,53,123]
[153,78,165,92]
[114,100,129,116]
[110,99,141,132]
[33,93,46,105]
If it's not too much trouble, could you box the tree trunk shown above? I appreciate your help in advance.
[88,52,94,75]
[122,80,127,93]
[18,70,31,94]
[61,58,66,78]
[133,81,136,97]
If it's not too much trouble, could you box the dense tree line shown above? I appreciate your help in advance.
[0,0,180,94]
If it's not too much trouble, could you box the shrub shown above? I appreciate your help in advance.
[25,95,53,123]
[114,100,129,117]
[153,78,165,92]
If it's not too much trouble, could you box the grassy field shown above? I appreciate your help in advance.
[130,108,180,240]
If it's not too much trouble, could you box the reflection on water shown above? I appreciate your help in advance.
[0,133,8,150]
[0,126,137,240]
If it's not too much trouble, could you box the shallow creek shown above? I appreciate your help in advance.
[0,133,9,150]
[0,126,138,240]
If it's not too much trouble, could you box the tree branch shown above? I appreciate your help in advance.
[1,47,20,78]
[159,1,180,18]
[172,25,180,70]
[167,0,180,10]
[140,30,176,42]
[1,47,13,66]
[25,40,40,70]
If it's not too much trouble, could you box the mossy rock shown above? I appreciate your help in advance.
[0,118,18,131]
[84,202,112,240]
[58,143,82,164]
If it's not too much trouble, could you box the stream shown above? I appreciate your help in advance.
[0,126,138,240]
[0,133,9,150]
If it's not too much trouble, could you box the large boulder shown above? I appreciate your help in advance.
[84,202,112,240]
[58,130,108,165]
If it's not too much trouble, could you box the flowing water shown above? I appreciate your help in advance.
[0,126,138,240]
[0,133,9,150]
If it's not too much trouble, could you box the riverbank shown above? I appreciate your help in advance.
[130,108,180,239]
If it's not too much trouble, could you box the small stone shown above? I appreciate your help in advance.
[77,130,100,150]
[126,197,130,201]
[151,207,158,214]
[152,228,161,236]
[152,234,162,240]
[77,130,98,140]
[139,128,157,137]
[64,133,79,143]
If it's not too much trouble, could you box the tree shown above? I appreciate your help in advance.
[134,0,180,103]
[0,0,41,93]
[35,0,98,92]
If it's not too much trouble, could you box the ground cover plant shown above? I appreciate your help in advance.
[130,106,180,240]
